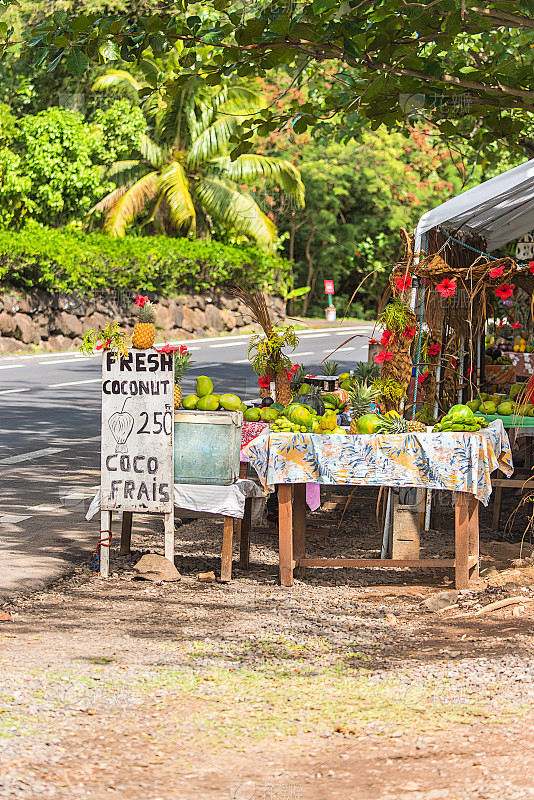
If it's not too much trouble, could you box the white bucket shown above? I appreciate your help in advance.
[325,306,337,322]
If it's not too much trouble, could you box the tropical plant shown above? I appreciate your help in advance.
[90,59,304,251]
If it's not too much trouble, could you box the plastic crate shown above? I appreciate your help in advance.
[173,409,243,485]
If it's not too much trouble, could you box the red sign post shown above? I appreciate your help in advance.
[324,280,335,296]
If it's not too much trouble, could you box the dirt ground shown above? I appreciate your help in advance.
[2,487,534,800]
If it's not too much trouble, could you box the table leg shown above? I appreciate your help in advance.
[455,492,479,588]
[468,494,479,582]
[239,498,252,569]
[99,510,112,578]
[220,516,234,582]
[236,462,248,544]
[164,510,175,563]
[278,484,294,587]
[120,511,133,555]
[492,485,502,531]
[293,483,307,579]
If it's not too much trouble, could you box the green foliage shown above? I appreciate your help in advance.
[0,224,292,295]
[247,327,299,376]
[79,321,131,360]
[15,2,534,156]
[378,300,412,335]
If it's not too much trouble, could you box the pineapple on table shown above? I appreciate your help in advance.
[348,379,381,434]
[174,346,194,409]
[132,294,156,349]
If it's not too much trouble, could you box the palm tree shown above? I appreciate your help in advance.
[90,64,305,251]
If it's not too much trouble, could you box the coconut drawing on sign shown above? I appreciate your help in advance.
[108,398,134,453]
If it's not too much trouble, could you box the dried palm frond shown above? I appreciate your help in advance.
[230,286,273,335]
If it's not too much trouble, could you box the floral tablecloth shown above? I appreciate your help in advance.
[243,420,513,506]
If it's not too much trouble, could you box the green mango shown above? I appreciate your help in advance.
[497,401,513,416]
[196,375,214,397]
[182,394,199,409]
[244,408,261,422]
[466,400,480,412]
[219,393,242,411]
[197,394,219,411]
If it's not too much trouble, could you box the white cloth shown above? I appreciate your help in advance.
[415,157,534,251]
[86,478,266,522]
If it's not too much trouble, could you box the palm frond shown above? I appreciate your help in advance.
[106,160,145,187]
[190,85,263,139]
[158,161,196,232]
[103,171,159,237]
[138,134,164,167]
[213,155,305,207]
[193,177,277,251]
[187,116,242,168]
[92,70,142,95]
[89,185,129,216]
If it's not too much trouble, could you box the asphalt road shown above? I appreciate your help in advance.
[0,323,374,596]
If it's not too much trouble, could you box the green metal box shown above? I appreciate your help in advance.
[173,409,243,485]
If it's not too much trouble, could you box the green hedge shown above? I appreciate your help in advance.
[0,225,291,295]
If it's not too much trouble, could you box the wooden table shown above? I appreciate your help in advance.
[275,484,480,589]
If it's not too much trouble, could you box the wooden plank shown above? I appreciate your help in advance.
[120,511,133,555]
[164,510,174,563]
[468,495,479,582]
[278,484,294,586]
[455,491,470,589]
[492,485,503,530]
[253,526,329,537]
[239,498,252,570]
[293,483,307,580]
[298,558,455,568]
[492,478,531,488]
[99,510,112,578]
[220,516,234,582]
[235,461,248,544]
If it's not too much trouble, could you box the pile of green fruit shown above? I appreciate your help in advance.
[243,405,282,423]
[467,384,533,417]
[182,376,246,413]
[433,404,488,432]
[270,401,347,434]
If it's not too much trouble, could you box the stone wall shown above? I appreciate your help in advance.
[0,290,286,354]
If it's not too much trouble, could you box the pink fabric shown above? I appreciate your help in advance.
[306,483,321,512]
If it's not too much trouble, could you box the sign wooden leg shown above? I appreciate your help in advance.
[293,483,306,579]
[164,509,175,563]
[278,484,294,587]
[120,511,133,555]
[454,492,470,589]
[220,516,234,582]
[100,510,112,578]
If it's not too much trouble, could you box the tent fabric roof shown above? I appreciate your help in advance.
[415,158,534,252]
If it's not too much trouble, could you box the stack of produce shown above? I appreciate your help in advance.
[182,376,246,413]
[485,347,513,365]
[469,385,533,417]
[433,404,488,432]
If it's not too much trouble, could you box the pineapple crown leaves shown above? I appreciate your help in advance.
[134,293,155,323]
[173,346,195,383]
[348,378,381,418]
[321,360,339,376]
[354,361,380,381]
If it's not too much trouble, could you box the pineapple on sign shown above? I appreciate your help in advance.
[174,346,195,409]
[132,295,156,349]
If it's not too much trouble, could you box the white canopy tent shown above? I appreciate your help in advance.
[414,158,534,254]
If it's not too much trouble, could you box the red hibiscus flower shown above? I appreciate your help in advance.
[368,338,379,344]
[96,338,111,351]
[428,344,441,356]
[529,261,534,275]
[512,321,521,329]
[258,376,271,389]
[380,330,394,347]
[495,283,515,300]
[489,265,504,279]
[179,344,188,355]
[157,342,179,354]
[436,278,457,298]
[374,350,394,364]
[403,326,416,338]
[135,294,149,307]
[467,366,473,377]
[395,274,412,293]
[290,364,300,373]
[417,371,429,384]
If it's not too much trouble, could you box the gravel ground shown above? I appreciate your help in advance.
[2,486,534,799]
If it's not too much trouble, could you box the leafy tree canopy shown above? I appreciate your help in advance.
[7,1,534,157]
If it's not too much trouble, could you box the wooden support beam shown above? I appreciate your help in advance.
[278,484,294,586]
[239,498,252,570]
[220,516,234,582]
[120,511,133,555]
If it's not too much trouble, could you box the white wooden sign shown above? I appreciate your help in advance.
[516,232,534,261]
[100,349,174,513]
